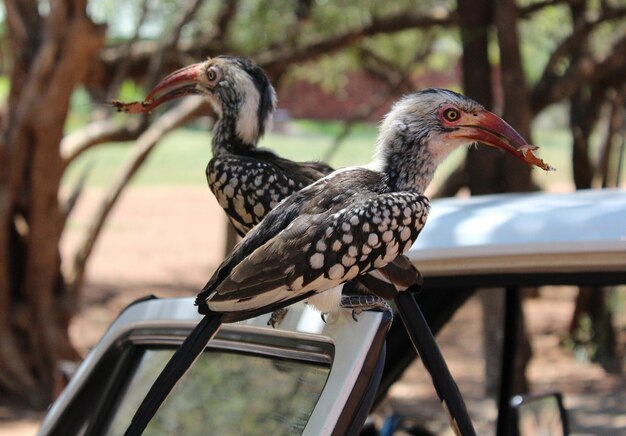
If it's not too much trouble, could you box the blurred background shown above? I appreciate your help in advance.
[1,0,625,434]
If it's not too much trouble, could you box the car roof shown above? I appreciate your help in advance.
[407,189,626,276]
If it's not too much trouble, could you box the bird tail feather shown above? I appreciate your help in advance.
[124,314,223,436]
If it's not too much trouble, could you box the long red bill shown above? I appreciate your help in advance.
[112,63,205,114]
[451,110,555,171]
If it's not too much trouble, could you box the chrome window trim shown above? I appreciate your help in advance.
[127,332,333,365]
[39,299,386,436]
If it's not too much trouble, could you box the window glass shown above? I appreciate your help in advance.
[106,348,330,435]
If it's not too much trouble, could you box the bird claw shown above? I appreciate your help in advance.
[351,310,360,322]
[321,312,328,323]
[267,308,288,328]
[340,295,392,323]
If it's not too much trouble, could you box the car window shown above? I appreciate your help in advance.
[105,348,331,435]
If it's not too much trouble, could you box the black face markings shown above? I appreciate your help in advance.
[207,56,276,151]
[218,55,275,138]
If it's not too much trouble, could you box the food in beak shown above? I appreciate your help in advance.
[112,63,204,114]
[451,110,555,171]
[519,146,554,171]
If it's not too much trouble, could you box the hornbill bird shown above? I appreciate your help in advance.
[115,55,421,323]
[120,87,552,435]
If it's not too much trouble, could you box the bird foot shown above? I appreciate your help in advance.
[320,311,339,324]
[268,308,288,328]
[340,295,393,323]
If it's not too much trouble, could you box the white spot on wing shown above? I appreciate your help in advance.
[345,265,360,280]
[309,253,324,269]
[290,276,304,290]
[223,185,235,198]
[253,203,265,217]
[341,254,356,267]
[328,264,345,280]
[367,234,379,246]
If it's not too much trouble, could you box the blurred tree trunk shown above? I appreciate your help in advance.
[459,0,496,194]
[492,0,534,395]
[599,87,625,188]
[458,0,532,397]
[566,0,618,370]
[0,0,105,406]
[568,0,597,190]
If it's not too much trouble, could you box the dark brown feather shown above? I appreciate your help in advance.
[201,168,429,315]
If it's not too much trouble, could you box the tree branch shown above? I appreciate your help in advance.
[214,0,239,40]
[95,9,456,89]
[60,118,145,165]
[518,0,572,18]
[531,7,626,112]
[145,0,205,89]
[599,87,625,188]
[323,46,421,162]
[103,0,150,103]
[65,97,207,297]
[257,12,458,79]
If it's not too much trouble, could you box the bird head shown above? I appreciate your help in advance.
[373,88,552,190]
[120,56,277,145]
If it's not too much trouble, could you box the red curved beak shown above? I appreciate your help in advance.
[112,63,205,114]
[449,110,555,171]
[144,63,205,106]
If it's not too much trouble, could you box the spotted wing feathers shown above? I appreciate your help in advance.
[207,154,331,235]
[202,188,429,315]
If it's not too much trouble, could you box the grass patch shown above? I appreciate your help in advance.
[62,121,381,188]
[63,119,584,191]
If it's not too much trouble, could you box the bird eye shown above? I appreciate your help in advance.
[207,67,219,83]
[443,107,460,122]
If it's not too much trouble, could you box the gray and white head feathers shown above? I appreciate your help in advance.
[371,88,484,192]
[204,56,278,145]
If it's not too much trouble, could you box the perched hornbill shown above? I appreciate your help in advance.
[121,87,552,435]
[115,55,420,321]
[127,56,331,235]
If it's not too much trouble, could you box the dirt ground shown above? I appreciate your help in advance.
[2,186,624,435]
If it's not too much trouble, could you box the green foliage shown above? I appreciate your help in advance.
[118,79,145,102]
[64,87,93,133]
[18,0,626,194]
[229,0,301,53]
[519,2,572,84]
[88,0,181,39]
[0,75,9,101]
